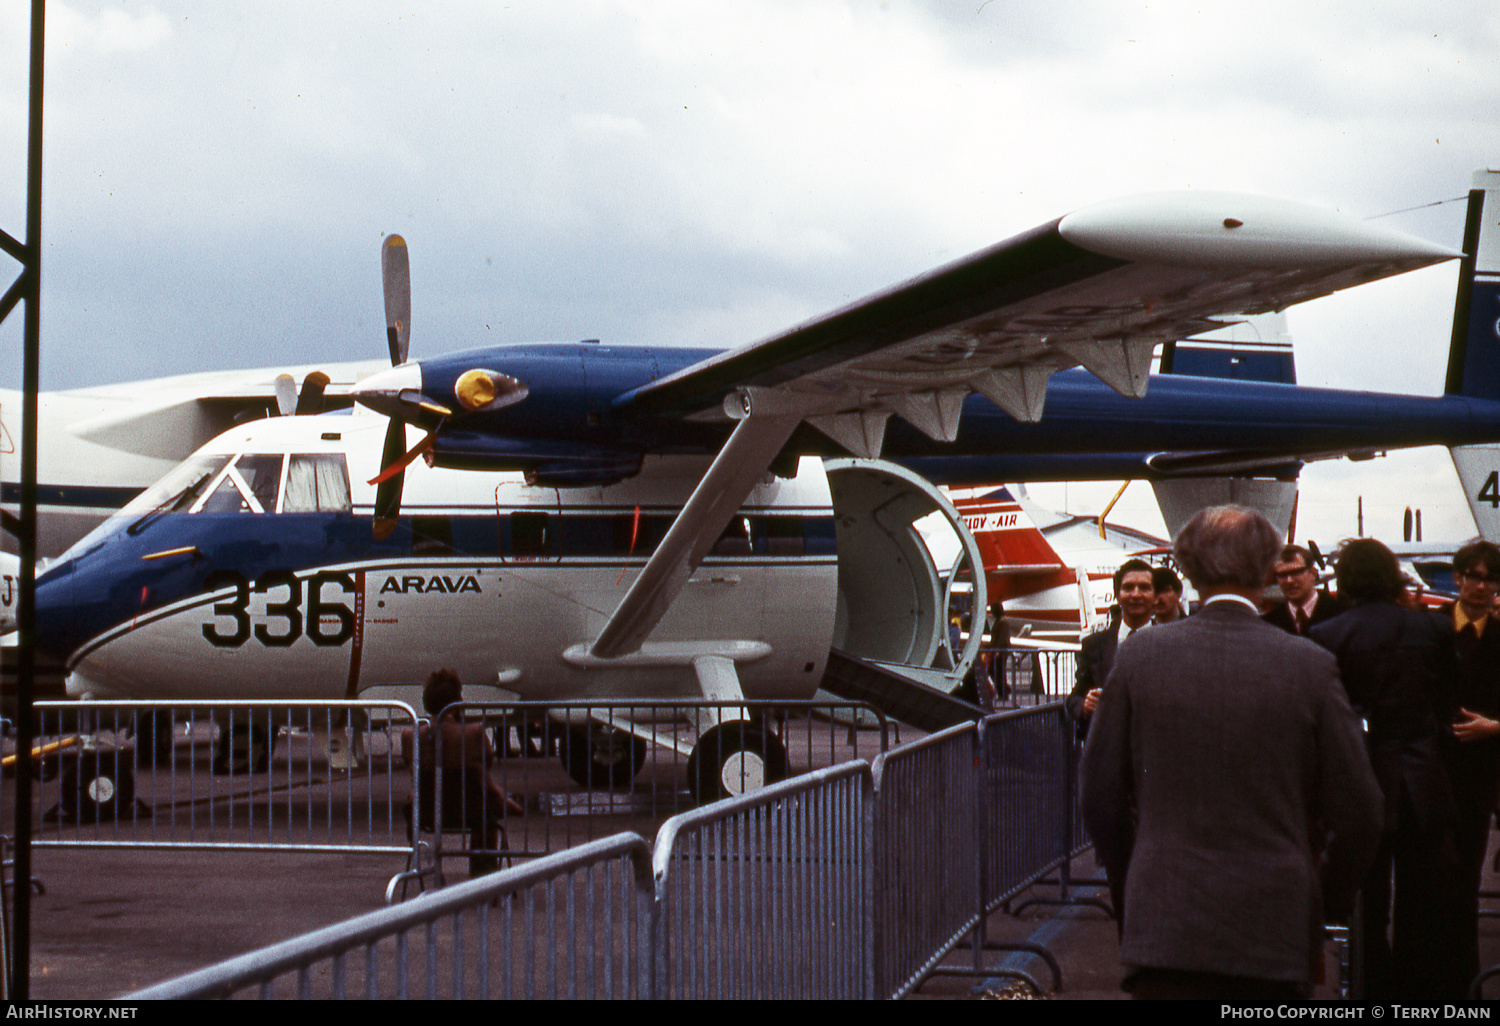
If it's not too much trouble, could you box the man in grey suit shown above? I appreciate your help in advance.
[1080,506,1382,1000]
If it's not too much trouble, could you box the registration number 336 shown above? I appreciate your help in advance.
[201,570,356,648]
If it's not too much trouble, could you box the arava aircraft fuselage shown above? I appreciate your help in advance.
[34,358,1500,705]
[37,414,844,704]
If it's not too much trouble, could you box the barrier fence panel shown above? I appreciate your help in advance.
[17,701,420,858]
[125,832,657,1000]
[980,703,1074,908]
[407,700,888,884]
[112,701,1096,1001]
[652,761,872,1000]
[870,722,981,1000]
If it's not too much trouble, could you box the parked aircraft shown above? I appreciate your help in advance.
[30,180,1491,794]
[954,484,1170,636]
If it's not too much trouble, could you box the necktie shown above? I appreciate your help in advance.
[1294,607,1309,634]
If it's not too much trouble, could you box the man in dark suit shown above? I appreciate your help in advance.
[1066,559,1156,739]
[1263,544,1349,635]
[1435,540,1500,994]
[1081,507,1382,1000]
[1152,566,1185,624]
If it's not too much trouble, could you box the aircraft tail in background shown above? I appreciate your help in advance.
[1445,169,1500,541]
[954,485,1148,633]
[1151,312,1300,540]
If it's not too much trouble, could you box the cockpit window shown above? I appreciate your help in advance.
[282,454,352,513]
[193,455,284,515]
[239,455,283,512]
[54,453,232,563]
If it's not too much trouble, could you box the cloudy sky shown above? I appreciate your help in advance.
[2,0,1498,547]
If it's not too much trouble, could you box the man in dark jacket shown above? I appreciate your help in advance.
[1264,544,1349,635]
[1310,539,1459,1000]
[1066,559,1156,739]
[1435,540,1500,993]
[1082,507,1381,1000]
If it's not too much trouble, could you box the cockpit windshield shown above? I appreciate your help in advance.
[195,455,283,515]
[55,453,232,564]
[51,450,354,567]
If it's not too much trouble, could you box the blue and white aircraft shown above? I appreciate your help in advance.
[33,176,1500,791]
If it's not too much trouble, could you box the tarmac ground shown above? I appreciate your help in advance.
[10,705,1500,1001]
[17,835,1500,999]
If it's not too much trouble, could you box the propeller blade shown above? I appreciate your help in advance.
[382,235,411,366]
[295,371,330,416]
[368,424,442,486]
[273,374,297,417]
[372,417,407,541]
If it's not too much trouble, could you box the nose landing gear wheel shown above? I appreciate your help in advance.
[686,723,788,804]
[60,751,136,821]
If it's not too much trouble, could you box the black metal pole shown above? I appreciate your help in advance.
[12,0,45,1001]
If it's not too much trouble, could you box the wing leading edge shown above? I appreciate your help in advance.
[615,191,1458,456]
[591,190,1456,657]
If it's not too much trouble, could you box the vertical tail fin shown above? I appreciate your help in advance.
[955,486,1077,596]
[1152,311,1300,541]
[1158,311,1297,384]
[1444,170,1500,541]
[1444,169,1500,400]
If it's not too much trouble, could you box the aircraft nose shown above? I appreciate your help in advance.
[33,561,76,662]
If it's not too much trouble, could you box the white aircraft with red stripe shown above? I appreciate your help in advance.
[956,485,1169,636]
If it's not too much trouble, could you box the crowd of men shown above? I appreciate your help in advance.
[1068,506,1500,1001]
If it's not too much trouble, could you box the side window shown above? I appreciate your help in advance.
[765,517,806,556]
[713,516,753,556]
[283,455,352,513]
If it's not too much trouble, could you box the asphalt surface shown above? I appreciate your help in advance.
[18,837,1500,999]
[11,708,1500,1001]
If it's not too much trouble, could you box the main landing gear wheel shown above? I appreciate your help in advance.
[212,724,272,775]
[60,750,136,821]
[686,723,788,805]
[131,709,178,764]
[560,724,648,791]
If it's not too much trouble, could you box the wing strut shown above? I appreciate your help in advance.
[590,390,801,659]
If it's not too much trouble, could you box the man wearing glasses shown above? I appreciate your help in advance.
[1263,544,1348,635]
[1440,541,1500,992]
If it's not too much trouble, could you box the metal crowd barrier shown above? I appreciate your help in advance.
[16,701,421,860]
[652,761,872,999]
[126,703,1085,1000]
[126,833,657,999]
[394,700,890,889]
[870,722,982,999]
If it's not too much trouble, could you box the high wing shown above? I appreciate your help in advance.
[614,192,1457,447]
[589,190,1458,657]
